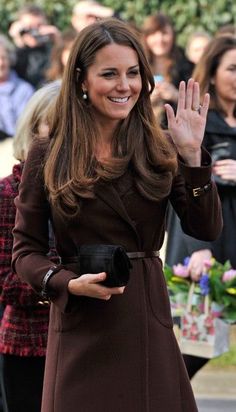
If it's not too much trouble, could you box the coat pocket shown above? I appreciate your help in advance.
[51,299,85,332]
[146,259,173,328]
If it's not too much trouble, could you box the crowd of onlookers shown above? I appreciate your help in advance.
[0,1,235,411]
[0,1,235,176]
[0,1,235,147]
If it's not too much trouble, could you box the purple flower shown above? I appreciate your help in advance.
[199,273,210,296]
[183,256,190,266]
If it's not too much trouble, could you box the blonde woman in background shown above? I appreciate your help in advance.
[0,81,60,412]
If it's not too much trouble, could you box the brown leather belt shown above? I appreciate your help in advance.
[127,251,160,259]
[61,250,159,264]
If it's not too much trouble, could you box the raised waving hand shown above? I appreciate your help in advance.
[165,78,210,166]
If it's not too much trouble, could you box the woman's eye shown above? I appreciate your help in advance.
[101,70,140,78]
[102,72,115,78]
[128,70,140,77]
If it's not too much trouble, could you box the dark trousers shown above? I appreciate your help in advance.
[1,354,45,412]
[183,354,209,379]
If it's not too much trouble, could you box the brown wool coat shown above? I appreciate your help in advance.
[12,142,222,412]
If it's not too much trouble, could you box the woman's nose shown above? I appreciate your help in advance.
[116,76,129,91]
[154,31,163,41]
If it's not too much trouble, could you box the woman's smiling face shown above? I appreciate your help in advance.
[146,25,174,57]
[212,48,236,105]
[82,43,142,127]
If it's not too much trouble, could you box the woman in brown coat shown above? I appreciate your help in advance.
[12,18,222,412]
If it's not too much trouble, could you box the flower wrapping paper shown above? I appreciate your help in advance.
[180,313,230,358]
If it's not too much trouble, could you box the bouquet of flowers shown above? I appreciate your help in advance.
[164,257,236,323]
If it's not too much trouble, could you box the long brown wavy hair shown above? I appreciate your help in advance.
[193,36,236,116]
[44,18,177,218]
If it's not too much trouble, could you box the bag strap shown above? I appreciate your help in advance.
[204,294,209,316]
[186,282,209,315]
[186,282,195,313]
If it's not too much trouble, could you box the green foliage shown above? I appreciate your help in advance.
[0,0,76,33]
[208,260,236,322]
[0,0,235,46]
[210,343,236,367]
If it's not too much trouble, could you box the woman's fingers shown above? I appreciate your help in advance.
[187,249,212,281]
[213,159,236,182]
[176,79,206,114]
[176,81,185,116]
[192,81,200,111]
[99,285,125,296]
[165,103,176,127]
[200,93,210,118]
[185,78,194,110]
[90,283,125,300]
[68,272,125,300]
[89,272,107,283]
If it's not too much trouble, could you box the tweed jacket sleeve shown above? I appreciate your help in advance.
[0,167,20,291]
[0,165,41,306]
[0,164,58,307]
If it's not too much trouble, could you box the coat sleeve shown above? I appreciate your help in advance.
[169,148,223,241]
[12,141,77,313]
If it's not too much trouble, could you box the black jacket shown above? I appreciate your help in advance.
[165,110,236,267]
[14,43,52,89]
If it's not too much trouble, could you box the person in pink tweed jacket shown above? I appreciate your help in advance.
[0,81,60,412]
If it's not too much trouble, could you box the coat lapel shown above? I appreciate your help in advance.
[95,180,140,241]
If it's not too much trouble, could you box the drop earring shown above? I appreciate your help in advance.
[82,90,88,100]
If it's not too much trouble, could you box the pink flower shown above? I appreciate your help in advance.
[222,269,236,282]
[203,259,213,269]
[173,264,189,277]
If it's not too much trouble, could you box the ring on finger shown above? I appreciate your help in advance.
[192,104,202,113]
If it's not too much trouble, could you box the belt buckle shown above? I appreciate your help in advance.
[192,187,202,197]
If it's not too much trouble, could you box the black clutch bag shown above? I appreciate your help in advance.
[78,244,132,287]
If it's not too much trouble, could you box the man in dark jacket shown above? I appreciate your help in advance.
[8,5,60,88]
